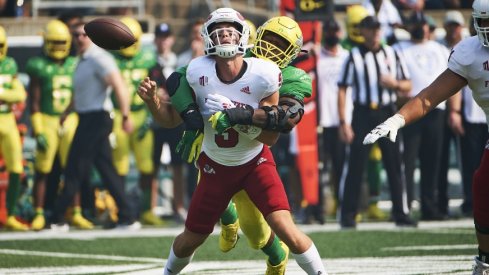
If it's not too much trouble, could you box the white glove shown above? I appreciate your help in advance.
[205,93,236,113]
[363,114,405,144]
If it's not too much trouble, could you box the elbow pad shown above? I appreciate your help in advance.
[168,71,195,113]
[180,103,204,131]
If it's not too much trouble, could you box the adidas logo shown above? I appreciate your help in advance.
[257,157,267,166]
[203,164,216,174]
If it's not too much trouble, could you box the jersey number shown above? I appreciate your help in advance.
[215,128,239,148]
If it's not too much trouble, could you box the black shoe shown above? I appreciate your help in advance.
[340,219,356,229]
[395,216,417,227]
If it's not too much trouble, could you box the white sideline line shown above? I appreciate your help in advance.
[0,218,474,241]
[0,249,162,263]
[0,254,473,275]
[383,244,476,251]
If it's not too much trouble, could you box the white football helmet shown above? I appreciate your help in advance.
[202,8,250,58]
[473,0,489,47]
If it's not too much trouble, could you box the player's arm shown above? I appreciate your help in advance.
[338,84,354,144]
[0,77,26,103]
[446,89,464,136]
[399,69,466,124]
[137,76,182,128]
[27,75,44,134]
[254,91,280,146]
[364,69,467,144]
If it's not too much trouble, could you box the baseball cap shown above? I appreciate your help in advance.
[323,18,340,32]
[407,11,428,25]
[359,16,381,29]
[155,23,172,37]
[444,10,465,26]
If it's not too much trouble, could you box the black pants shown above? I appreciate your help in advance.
[322,126,346,200]
[402,109,445,218]
[339,106,409,224]
[460,120,489,214]
[53,111,134,224]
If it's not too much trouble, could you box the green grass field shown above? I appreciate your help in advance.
[0,219,477,274]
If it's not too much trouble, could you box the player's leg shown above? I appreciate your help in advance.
[131,122,162,225]
[219,201,240,251]
[472,147,489,274]
[32,115,60,230]
[111,111,131,178]
[60,114,93,229]
[245,147,326,274]
[165,152,235,274]
[233,190,289,274]
[1,113,27,231]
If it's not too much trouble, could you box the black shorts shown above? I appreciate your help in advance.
[152,124,185,166]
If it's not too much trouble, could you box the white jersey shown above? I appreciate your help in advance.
[463,85,487,124]
[187,56,281,165]
[394,40,450,110]
[317,46,352,127]
[449,36,489,128]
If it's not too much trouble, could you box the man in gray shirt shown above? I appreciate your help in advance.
[51,22,139,230]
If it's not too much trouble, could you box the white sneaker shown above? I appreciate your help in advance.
[114,221,141,231]
[49,223,70,232]
[473,256,489,275]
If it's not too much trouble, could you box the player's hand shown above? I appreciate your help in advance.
[176,130,204,163]
[363,114,405,144]
[209,111,232,134]
[137,77,159,106]
[36,133,48,152]
[205,94,235,113]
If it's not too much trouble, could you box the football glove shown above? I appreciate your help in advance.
[205,93,235,113]
[36,133,49,152]
[176,130,204,163]
[363,114,405,144]
[209,111,232,134]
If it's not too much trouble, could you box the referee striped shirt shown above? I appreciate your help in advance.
[337,44,409,108]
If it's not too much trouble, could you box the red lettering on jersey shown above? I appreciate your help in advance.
[484,61,489,71]
[199,76,208,86]
[485,80,489,87]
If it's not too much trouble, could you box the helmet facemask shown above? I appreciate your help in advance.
[251,16,302,68]
[202,8,249,58]
[43,20,71,60]
[0,27,7,61]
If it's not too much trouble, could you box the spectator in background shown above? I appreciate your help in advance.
[337,16,415,228]
[149,22,188,223]
[57,10,84,57]
[0,25,28,231]
[27,20,93,231]
[176,19,205,68]
[317,18,351,218]
[50,22,139,231]
[393,0,425,11]
[341,4,387,222]
[437,10,468,218]
[393,12,452,220]
[362,0,404,44]
[110,17,160,225]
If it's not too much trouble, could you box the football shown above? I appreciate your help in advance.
[84,18,136,50]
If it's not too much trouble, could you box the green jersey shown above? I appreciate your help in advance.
[112,49,156,111]
[0,57,22,113]
[26,56,77,115]
[170,55,311,112]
